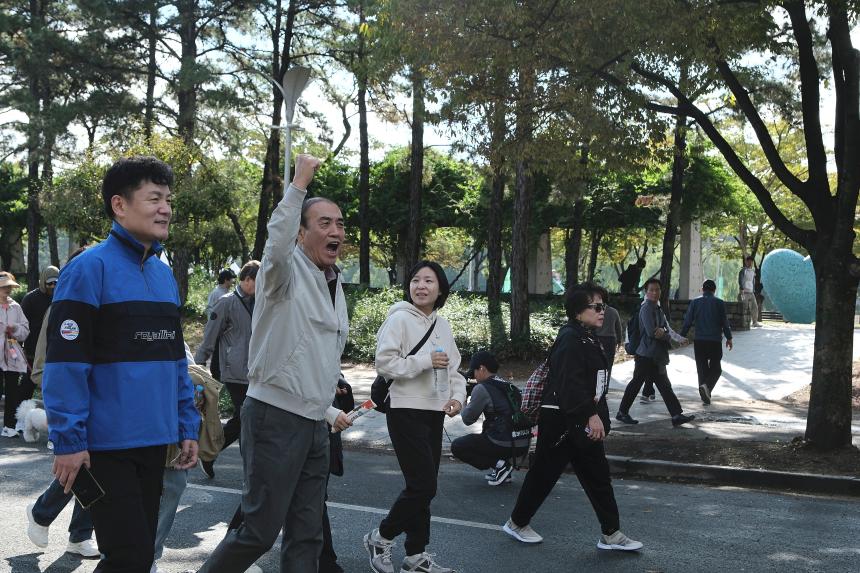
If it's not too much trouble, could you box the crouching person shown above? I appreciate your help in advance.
[451,351,529,486]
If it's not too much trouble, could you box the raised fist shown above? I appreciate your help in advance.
[292,154,322,190]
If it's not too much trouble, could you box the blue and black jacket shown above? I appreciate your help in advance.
[42,222,200,455]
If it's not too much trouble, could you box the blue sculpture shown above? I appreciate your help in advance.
[760,249,816,324]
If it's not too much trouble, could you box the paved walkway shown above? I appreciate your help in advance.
[340,324,860,449]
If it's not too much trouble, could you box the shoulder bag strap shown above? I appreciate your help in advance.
[233,290,253,318]
[407,319,437,357]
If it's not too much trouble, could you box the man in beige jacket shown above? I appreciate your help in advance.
[198,154,351,573]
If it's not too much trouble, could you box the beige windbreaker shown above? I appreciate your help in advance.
[245,184,349,425]
[375,301,467,411]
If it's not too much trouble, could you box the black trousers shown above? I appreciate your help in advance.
[694,340,723,391]
[210,338,221,381]
[510,409,620,535]
[379,408,444,556]
[88,445,166,573]
[618,356,683,417]
[222,382,248,450]
[21,356,35,401]
[451,433,526,471]
[2,370,21,428]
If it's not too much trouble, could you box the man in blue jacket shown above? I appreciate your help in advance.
[43,156,200,572]
[680,280,733,405]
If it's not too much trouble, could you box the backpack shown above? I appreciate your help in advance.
[487,378,533,432]
[624,309,641,356]
[520,360,549,424]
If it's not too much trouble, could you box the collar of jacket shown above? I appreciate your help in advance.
[567,319,598,341]
[108,221,163,266]
[295,245,341,279]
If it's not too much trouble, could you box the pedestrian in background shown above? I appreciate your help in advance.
[738,256,762,327]
[680,279,733,405]
[615,279,695,427]
[593,286,622,379]
[364,260,466,573]
[194,260,259,478]
[1,271,29,438]
[18,265,58,405]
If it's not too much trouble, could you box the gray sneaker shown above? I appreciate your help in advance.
[364,528,395,573]
[597,530,643,551]
[400,552,455,573]
[502,518,543,543]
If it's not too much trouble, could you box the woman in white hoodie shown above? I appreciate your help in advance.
[364,261,467,573]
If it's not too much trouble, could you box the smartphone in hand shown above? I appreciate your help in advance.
[71,466,105,509]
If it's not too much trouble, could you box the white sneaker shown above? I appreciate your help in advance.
[502,518,543,543]
[400,552,455,573]
[2,426,19,437]
[364,528,395,573]
[597,530,643,551]
[26,502,49,548]
[245,565,263,573]
[66,538,100,557]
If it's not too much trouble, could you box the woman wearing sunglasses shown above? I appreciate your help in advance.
[502,282,643,552]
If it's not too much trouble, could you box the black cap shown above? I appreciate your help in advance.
[465,350,499,379]
[702,279,717,292]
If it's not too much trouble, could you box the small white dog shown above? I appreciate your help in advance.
[16,399,48,442]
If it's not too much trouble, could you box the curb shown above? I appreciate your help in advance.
[341,441,860,496]
[606,455,860,496]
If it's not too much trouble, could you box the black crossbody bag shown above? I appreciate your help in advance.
[370,319,437,413]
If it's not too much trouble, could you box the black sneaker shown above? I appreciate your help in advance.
[615,412,639,425]
[699,384,711,405]
[672,413,695,427]
[199,458,215,479]
[487,463,513,486]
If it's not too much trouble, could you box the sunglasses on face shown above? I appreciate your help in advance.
[586,303,606,312]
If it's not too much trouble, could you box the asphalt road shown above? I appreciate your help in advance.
[2,440,859,573]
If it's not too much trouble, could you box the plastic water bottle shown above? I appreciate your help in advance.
[434,346,449,394]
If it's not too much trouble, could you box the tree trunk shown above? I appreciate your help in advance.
[510,158,532,342]
[144,4,158,139]
[357,2,370,286]
[252,0,294,261]
[659,113,686,308]
[227,211,250,263]
[171,0,200,304]
[405,67,425,272]
[805,249,858,448]
[587,229,602,282]
[25,0,43,289]
[486,106,506,347]
[564,199,585,288]
[42,127,59,267]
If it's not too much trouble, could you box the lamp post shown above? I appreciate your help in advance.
[275,66,311,181]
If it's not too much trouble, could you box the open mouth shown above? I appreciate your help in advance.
[325,241,340,256]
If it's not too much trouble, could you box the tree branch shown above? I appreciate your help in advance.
[629,62,812,248]
[783,0,830,194]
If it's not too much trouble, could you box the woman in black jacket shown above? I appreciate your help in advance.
[502,283,643,551]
